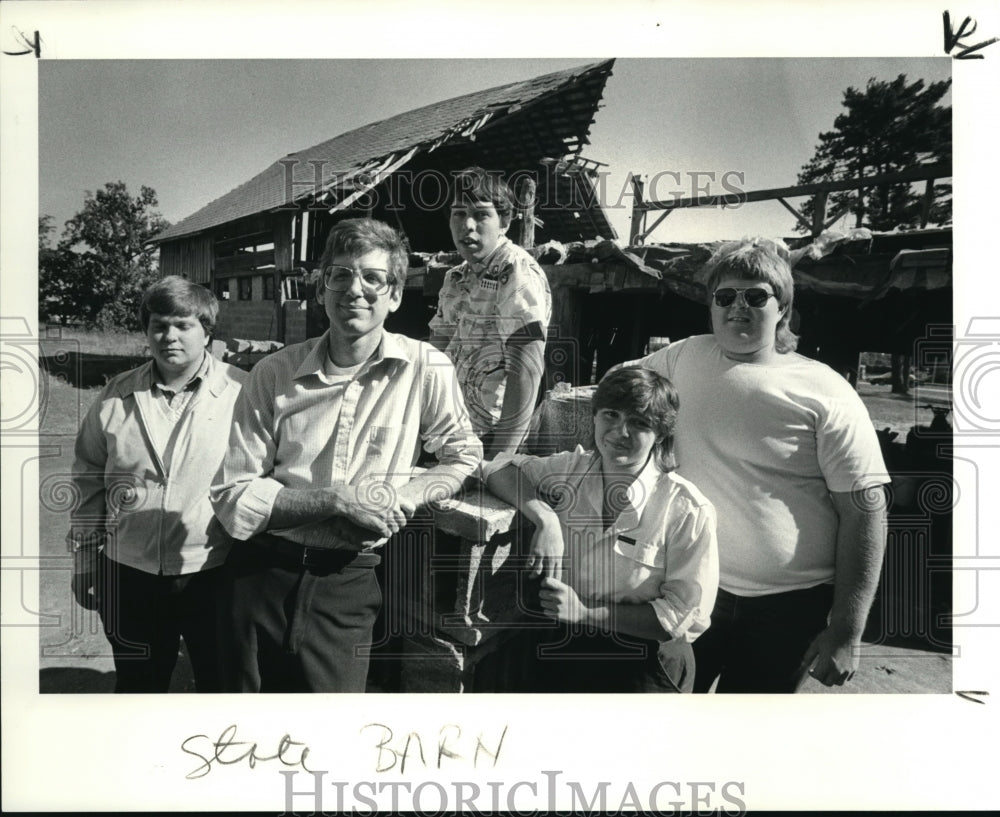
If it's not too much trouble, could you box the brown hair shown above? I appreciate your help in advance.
[593,367,680,472]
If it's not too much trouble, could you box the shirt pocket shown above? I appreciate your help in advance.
[366,425,390,458]
[613,536,665,569]
[611,536,665,596]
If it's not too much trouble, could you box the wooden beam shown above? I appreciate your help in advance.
[628,173,645,245]
[636,162,952,213]
[920,177,935,229]
[518,176,537,250]
[811,191,829,237]
[634,210,672,244]
[777,197,813,232]
[823,205,852,231]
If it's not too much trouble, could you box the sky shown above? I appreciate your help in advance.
[39,57,952,246]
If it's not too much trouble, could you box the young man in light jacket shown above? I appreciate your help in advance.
[69,276,246,692]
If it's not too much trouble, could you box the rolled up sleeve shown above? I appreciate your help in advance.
[209,365,284,541]
[419,346,483,477]
[649,501,719,642]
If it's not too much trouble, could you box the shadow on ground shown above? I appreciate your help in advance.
[40,667,116,694]
[40,352,147,389]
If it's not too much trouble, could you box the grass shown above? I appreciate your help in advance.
[39,325,147,357]
[39,371,102,435]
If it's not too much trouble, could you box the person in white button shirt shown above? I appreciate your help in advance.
[483,367,718,692]
[211,218,481,692]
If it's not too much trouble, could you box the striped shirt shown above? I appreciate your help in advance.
[210,330,482,548]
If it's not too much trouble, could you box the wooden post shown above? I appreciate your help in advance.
[273,214,295,343]
[811,190,828,237]
[518,177,536,250]
[628,173,645,245]
[920,177,935,228]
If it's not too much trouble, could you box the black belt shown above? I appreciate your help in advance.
[250,532,381,570]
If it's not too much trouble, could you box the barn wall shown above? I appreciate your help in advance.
[160,235,213,283]
[216,300,279,342]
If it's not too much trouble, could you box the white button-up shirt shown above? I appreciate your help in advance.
[483,448,719,642]
[211,330,482,548]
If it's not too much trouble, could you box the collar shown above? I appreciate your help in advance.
[293,330,411,381]
[151,350,211,393]
[592,452,663,534]
[454,236,514,279]
[115,352,228,399]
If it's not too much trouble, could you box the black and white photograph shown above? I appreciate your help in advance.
[2,0,998,812]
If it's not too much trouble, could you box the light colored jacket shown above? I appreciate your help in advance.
[68,355,246,575]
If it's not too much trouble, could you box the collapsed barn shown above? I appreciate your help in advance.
[150,58,951,390]
[150,59,617,351]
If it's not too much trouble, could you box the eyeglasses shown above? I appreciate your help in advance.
[323,266,396,295]
[712,287,776,308]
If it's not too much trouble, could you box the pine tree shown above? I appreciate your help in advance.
[796,74,951,233]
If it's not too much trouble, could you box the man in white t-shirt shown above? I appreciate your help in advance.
[639,238,889,693]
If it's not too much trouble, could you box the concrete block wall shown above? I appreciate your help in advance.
[216,301,278,342]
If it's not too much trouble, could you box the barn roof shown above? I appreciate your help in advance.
[153,59,616,244]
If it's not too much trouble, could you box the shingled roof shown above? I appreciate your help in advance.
[154,59,616,244]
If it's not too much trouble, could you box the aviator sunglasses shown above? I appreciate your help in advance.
[712,286,776,308]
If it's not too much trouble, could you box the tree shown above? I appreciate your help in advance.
[40,182,170,329]
[39,215,101,325]
[796,74,952,234]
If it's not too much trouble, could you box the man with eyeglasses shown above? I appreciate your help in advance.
[637,238,889,693]
[211,218,482,692]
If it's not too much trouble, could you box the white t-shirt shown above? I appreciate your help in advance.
[641,334,889,596]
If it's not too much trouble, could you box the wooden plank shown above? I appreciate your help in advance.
[272,214,294,340]
[628,174,645,245]
[214,231,273,256]
[517,176,537,250]
[638,163,952,213]
[811,191,829,236]
[159,235,213,283]
[777,197,813,232]
[215,248,276,274]
[212,214,272,243]
[920,178,935,229]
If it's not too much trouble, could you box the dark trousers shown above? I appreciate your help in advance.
[96,553,223,693]
[218,535,382,693]
[692,584,835,693]
[529,626,694,693]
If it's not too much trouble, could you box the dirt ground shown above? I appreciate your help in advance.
[35,368,953,695]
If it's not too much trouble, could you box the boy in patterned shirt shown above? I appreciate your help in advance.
[430,167,552,459]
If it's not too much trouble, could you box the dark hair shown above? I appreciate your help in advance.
[451,166,515,227]
[593,367,680,472]
[139,276,218,334]
[319,218,410,289]
[704,237,799,353]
